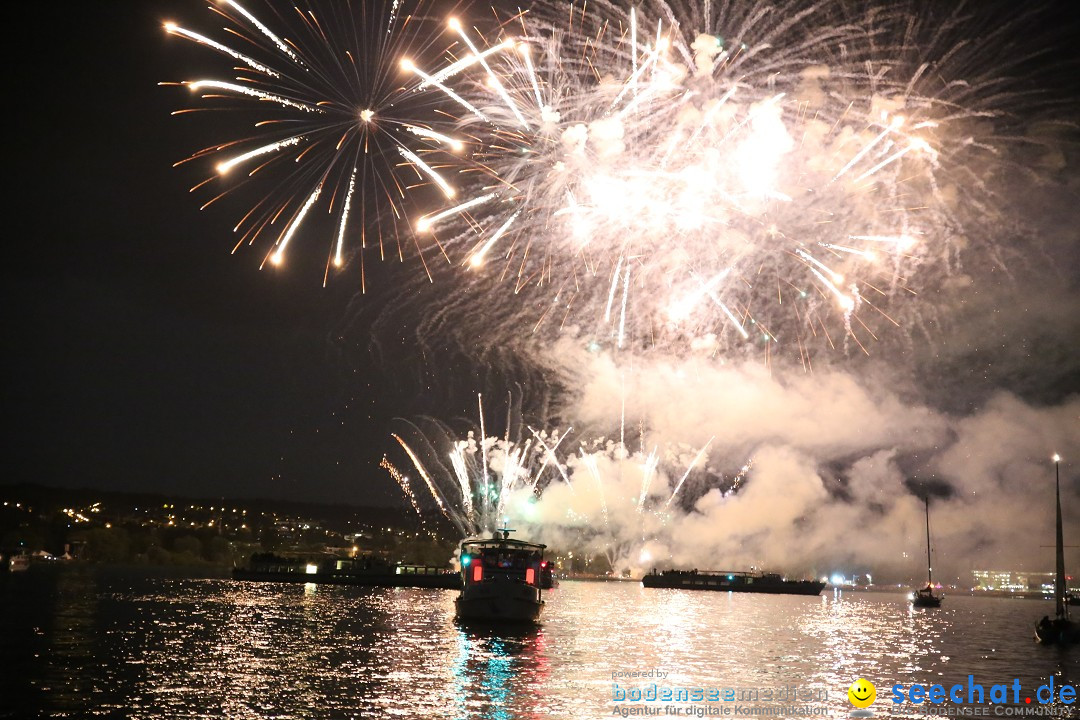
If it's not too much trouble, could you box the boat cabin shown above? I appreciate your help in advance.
[459,530,547,588]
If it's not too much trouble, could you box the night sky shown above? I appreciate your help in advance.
[5,0,1079,513]
[7,1,436,505]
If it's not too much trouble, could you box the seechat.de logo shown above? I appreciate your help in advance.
[848,678,877,717]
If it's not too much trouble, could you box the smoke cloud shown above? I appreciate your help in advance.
[507,340,1079,585]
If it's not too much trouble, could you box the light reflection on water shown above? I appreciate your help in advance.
[1,569,1075,719]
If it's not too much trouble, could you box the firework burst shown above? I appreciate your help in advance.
[163,0,471,287]
[165,0,1055,361]
[396,0,1045,364]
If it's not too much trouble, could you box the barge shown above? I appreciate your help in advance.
[643,569,826,596]
[233,553,460,589]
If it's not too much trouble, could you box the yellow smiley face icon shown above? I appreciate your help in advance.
[848,679,876,708]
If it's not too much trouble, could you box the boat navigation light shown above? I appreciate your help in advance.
[727,574,734,580]
[461,554,471,566]
[1053,453,1061,463]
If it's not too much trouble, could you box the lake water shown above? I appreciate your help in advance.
[1,568,1076,719]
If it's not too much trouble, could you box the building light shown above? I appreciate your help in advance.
[305,564,319,575]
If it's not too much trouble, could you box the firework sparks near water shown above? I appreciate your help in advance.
[382,394,747,566]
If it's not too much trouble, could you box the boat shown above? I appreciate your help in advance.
[911,496,943,608]
[540,561,558,589]
[1034,455,1079,645]
[642,569,826,595]
[232,552,460,589]
[7,553,30,572]
[455,529,546,623]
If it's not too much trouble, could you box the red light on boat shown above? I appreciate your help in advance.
[526,568,535,585]
[540,561,548,568]
[472,564,483,583]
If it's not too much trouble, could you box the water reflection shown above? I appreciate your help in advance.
[3,571,1076,720]
[452,625,550,720]
[800,589,947,705]
[0,567,110,718]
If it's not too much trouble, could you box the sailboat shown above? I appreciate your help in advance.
[911,496,942,608]
[1034,454,1078,645]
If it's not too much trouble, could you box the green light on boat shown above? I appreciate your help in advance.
[461,555,471,566]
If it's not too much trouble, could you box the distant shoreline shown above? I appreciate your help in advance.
[3,566,1072,604]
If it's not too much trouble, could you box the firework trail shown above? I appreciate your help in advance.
[163,0,470,288]
[381,394,573,536]
[382,395,740,568]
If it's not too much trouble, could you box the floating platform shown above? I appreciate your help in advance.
[233,554,460,589]
[642,569,826,595]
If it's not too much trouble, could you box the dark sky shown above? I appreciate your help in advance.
[5,1,1079,508]
[6,1,428,505]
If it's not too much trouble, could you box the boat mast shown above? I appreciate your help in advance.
[925,496,933,588]
[1054,456,1066,620]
